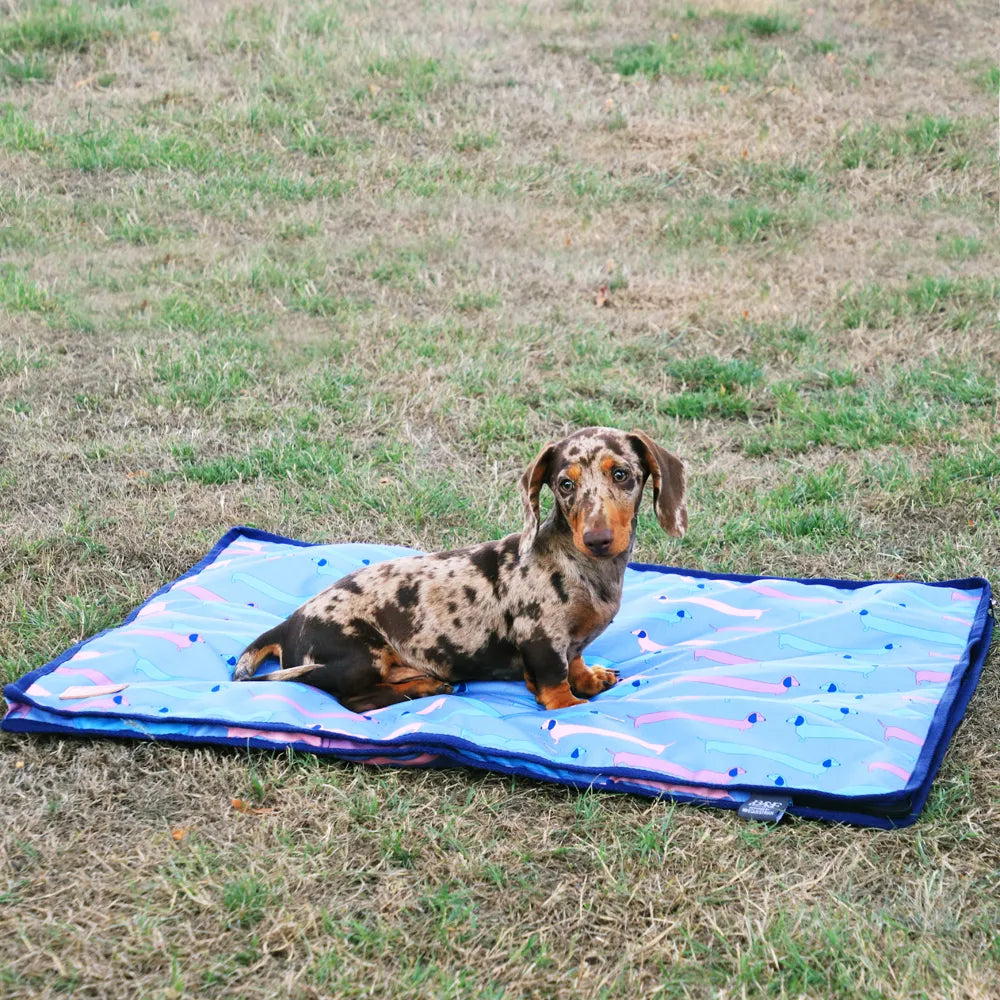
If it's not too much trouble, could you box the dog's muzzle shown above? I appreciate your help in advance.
[582,528,615,556]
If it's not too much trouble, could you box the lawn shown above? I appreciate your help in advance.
[1,0,998,997]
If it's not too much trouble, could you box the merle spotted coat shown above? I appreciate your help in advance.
[233,428,687,712]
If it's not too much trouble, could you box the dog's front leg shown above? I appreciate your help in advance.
[521,638,586,710]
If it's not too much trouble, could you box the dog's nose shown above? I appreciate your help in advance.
[583,528,614,555]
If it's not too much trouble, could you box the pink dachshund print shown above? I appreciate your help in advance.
[613,751,746,784]
[607,775,735,801]
[657,594,766,619]
[672,673,799,694]
[544,719,671,755]
[692,649,758,666]
[878,720,924,747]
[631,709,765,730]
[910,667,952,685]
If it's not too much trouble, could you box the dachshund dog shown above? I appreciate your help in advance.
[233,427,686,712]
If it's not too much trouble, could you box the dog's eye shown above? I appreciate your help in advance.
[559,478,576,494]
[612,468,629,483]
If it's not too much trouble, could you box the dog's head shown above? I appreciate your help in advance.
[519,427,687,558]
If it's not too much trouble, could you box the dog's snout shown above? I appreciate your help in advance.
[583,527,614,555]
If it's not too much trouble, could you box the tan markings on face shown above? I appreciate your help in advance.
[607,497,635,556]
[603,449,641,556]
[558,462,588,555]
[567,491,604,555]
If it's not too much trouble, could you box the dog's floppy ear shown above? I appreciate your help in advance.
[628,431,687,538]
[519,440,557,555]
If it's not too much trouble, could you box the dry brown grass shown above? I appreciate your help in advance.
[2,0,999,996]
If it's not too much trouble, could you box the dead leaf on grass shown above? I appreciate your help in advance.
[231,798,277,815]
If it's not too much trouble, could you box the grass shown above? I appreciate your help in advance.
[1,0,998,997]
[838,114,978,169]
[840,276,998,331]
[1,53,54,83]
[606,9,800,85]
[975,63,1000,94]
[0,1,126,54]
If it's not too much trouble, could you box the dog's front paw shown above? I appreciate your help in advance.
[590,665,620,692]
[568,657,620,697]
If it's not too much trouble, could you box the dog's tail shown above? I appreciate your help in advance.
[232,623,286,682]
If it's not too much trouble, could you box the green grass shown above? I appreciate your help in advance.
[1,54,53,83]
[0,1,126,55]
[152,294,264,335]
[838,114,974,169]
[169,437,350,485]
[608,31,780,84]
[452,130,498,153]
[0,225,38,250]
[660,195,809,248]
[604,9,800,85]
[714,201,784,242]
[361,53,458,127]
[221,878,277,929]
[0,265,55,314]
[63,127,221,172]
[740,360,999,456]
[610,38,693,79]
[975,63,1000,94]
[100,213,187,246]
[811,38,840,55]
[840,276,998,330]
[0,104,49,153]
[936,234,985,261]
[738,11,799,37]
[0,345,47,379]
[151,336,272,410]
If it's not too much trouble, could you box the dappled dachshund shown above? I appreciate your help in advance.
[233,427,687,712]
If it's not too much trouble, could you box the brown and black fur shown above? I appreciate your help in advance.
[233,427,687,713]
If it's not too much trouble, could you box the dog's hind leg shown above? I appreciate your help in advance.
[340,676,454,713]
[237,632,454,713]
[232,624,286,681]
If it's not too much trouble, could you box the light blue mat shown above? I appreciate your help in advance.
[3,527,993,827]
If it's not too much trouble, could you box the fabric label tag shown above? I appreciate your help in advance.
[738,795,791,823]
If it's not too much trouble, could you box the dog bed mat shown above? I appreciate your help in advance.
[3,527,993,828]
